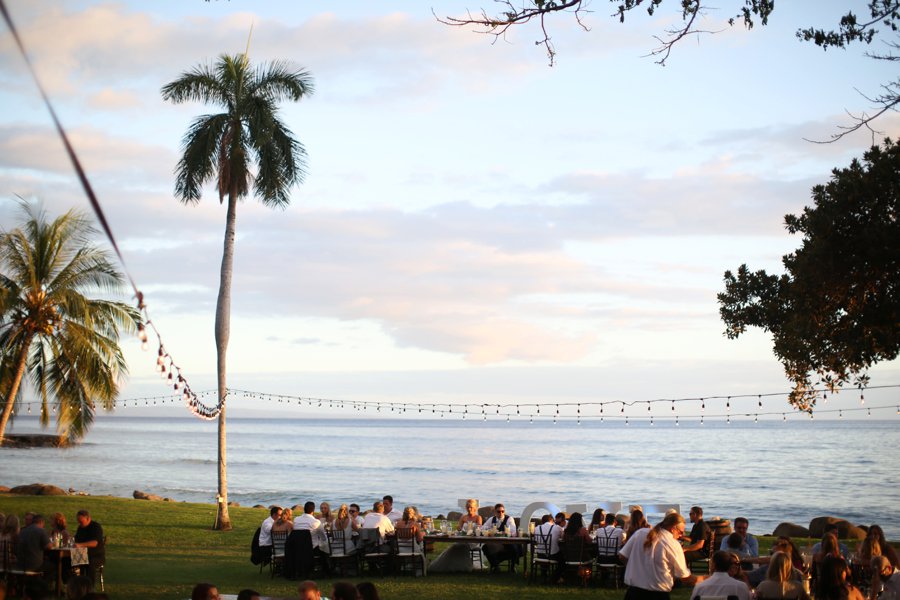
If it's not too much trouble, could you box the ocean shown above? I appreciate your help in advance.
[1,416,898,539]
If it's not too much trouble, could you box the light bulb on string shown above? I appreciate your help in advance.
[839,409,843,419]
[625,416,629,426]
[700,415,704,425]
[675,416,679,426]
[782,413,786,421]
[758,395,762,409]
[867,408,871,417]
[701,398,705,412]
[671,401,675,412]
[860,392,865,405]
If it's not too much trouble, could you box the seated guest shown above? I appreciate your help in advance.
[332,581,360,600]
[319,503,335,529]
[457,499,483,532]
[563,512,593,545]
[747,537,806,587]
[73,510,104,585]
[298,580,321,600]
[814,532,843,579]
[871,556,900,600]
[722,517,759,557]
[190,583,219,600]
[691,551,751,600]
[236,589,261,600]
[333,504,355,535]
[534,514,564,583]
[812,524,851,560]
[726,532,753,559]
[294,501,329,556]
[50,513,72,546]
[481,503,519,572]
[272,507,293,533]
[1,514,20,547]
[756,551,810,600]
[361,501,395,542]
[683,506,713,563]
[396,506,425,543]
[259,505,282,550]
[597,512,627,556]
[817,555,865,600]
[626,509,649,539]
[859,526,899,569]
[350,504,365,529]
[554,512,567,529]
[17,513,51,575]
[589,508,607,533]
[382,495,402,524]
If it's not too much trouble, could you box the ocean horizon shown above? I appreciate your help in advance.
[2,415,898,539]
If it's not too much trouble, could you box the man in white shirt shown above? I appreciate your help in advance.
[690,551,751,600]
[619,512,704,600]
[259,506,282,556]
[534,514,563,582]
[361,501,395,540]
[293,501,328,553]
[383,495,402,524]
[481,503,519,572]
[598,512,627,557]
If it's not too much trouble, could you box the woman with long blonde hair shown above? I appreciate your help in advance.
[756,551,810,600]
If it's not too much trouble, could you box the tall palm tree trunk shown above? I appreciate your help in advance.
[213,191,237,531]
[0,340,31,444]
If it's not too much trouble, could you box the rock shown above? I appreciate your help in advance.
[10,483,67,496]
[228,501,240,507]
[0,486,10,493]
[773,522,810,538]
[133,490,164,501]
[808,516,867,540]
[253,504,266,509]
[447,511,462,522]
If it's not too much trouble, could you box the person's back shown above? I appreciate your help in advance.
[332,581,360,600]
[691,551,750,600]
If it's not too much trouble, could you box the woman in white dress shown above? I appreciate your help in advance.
[429,499,484,573]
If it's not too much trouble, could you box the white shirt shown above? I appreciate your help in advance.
[482,514,517,536]
[597,525,626,555]
[354,515,365,528]
[534,521,562,555]
[619,527,691,591]
[385,508,403,524]
[362,512,395,539]
[691,571,751,600]
[293,513,327,550]
[259,516,275,547]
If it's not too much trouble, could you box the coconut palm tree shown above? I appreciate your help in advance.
[161,53,314,530]
[0,202,140,445]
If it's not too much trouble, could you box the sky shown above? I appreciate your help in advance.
[0,0,898,421]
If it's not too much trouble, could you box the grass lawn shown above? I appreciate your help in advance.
[0,493,867,599]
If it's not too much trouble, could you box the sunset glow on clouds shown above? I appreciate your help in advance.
[1,0,897,414]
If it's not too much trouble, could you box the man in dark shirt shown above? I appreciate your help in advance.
[17,513,52,573]
[683,506,712,563]
[73,509,105,583]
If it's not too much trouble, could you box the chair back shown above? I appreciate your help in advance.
[0,538,11,571]
[329,528,352,556]
[358,528,386,554]
[284,529,315,579]
[534,526,554,557]
[395,527,418,555]
[596,531,620,559]
[564,536,591,563]
[272,529,288,559]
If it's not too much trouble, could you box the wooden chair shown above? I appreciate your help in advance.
[530,527,558,583]
[270,529,289,578]
[689,529,716,575]
[358,528,391,576]
[562,537,594,587]
[327,529,359,576]
[394,527,426,576]
[594,531,623,588]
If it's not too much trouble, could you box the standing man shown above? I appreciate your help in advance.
[481,503,519,572]
[73,510,105,585]
[690,551,751,600]
[720,517,758,557]
[683,506,712,563]
[17,513,52,574]
[619,512,704,600]
[382,495,402,524]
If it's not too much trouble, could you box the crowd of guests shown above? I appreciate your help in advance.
[0,508,106,598]
[191,579,381,600]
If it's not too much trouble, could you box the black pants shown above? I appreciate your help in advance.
[482,542,518,570]
[624,585,671,600]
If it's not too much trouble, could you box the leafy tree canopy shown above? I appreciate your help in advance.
[717,139,900,412]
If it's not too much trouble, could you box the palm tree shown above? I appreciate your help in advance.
[161,53,314,530]
[0,202,140,445]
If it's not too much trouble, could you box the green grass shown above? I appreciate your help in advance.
[0,494,878,599]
